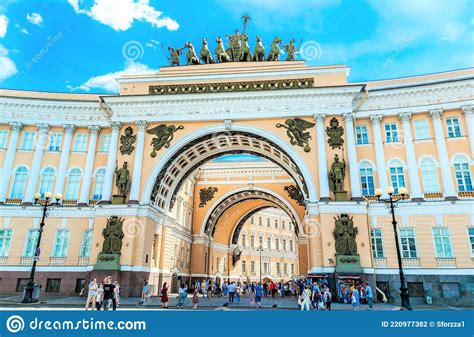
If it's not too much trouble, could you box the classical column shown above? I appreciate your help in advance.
[462,105,474,158]
[0,122,23,203]
[343,112,362,200]
[399,112,423,201]
[129,120,149,204]
[314,114,330,201]
[23,124,50,205]
[54,124,76,197]
[100,122,122,204]
[78,125,100,206]
[430,109,457,200]
[370,115,389,197]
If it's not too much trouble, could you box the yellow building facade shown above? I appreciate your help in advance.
[0,61,473,304]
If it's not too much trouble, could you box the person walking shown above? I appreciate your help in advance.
[255,282,262,309]
[324,286,332,311]
[300,285,311,311]
[160,282,169,308]
[192,288,199,309]
[103,277,116,311]
[249,283,256,308]
[364,283,373,310]
[228,282,236,303]
[235,282,241,304]
[351,286,360,311]
[141,281,150,303]
[177,283,187,309]
[85,278,98,310]
[223,281,228,297]
[95,283,104,310]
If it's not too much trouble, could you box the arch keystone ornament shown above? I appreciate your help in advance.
[147,124,184,158]
[276,118,315,152]
[199,187,218,208]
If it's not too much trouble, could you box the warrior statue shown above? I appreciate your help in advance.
[329,154,346,192]
[168,46,183,66]
[267,37,282,61]
[239,33,252,61]
[215,37,230,62]
[333,214,358,256]
[185,42,200,65]
[101,216,125,255]
[281,38,298,61]
[253,35,265,61]
[115,162,130,195]
[226,30,242,61]
[200,38,214,64]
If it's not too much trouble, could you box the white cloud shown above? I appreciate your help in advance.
[0,14,8,38]
[68,0,179,31]
[26,12,43,26]
[0,44,18,81]
[71,61,157,92]
[14,23,29,35]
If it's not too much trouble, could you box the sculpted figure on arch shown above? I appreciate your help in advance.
[329,154,346,193]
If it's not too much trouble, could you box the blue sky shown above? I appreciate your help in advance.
[0,0,472,93]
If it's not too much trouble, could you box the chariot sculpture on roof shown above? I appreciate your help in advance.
[163,14,303,66]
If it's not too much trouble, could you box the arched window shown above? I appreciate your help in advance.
[65,168,82,200]
[92,168,106,200]
[389,160,405,194]
[453,156,472,192]
[359,161,375,196]
[10,166,28,199]
[420,158,439,193]
[39,167,56,197]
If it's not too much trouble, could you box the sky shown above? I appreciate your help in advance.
[0,0,472,94]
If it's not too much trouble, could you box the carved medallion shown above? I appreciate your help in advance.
[276,118,315,152]
[284,185,305,206]
[326,117,344,149]
[120,126,136,155]
[146,124,184,158]
[199,187,218,208]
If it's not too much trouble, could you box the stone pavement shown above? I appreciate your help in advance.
[0,294,470,311]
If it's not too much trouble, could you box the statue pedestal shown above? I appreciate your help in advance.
[334,191,348,201]
[112,194,126,205]
[335,255,363,273]
[93,253,121,271]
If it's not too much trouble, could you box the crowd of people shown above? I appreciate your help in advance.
[84,276,122,311]
[84,276,374,311]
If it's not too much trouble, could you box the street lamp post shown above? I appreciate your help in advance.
[257,245,263,283]
[375,186,412,310]
[21,191,62,303]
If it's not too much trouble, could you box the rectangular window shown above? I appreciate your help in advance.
[52,229,70,258]
[274,219,278,228]
[384,123,399,143]
[360,167,375,196]
[276,262,281,275]
[48,133,62,151]
[46,278,61,293]
[282,239,287,251]
[283,263,288,275]
[454,162,473,192]
[469,228,474,256]
[263,262,268,274]
[74,133,88,152]
[21,132,35,150]
[241,260,246,273]
[266,218,270,227]
[241,234,246,248]
[23,229,39,257]
[390,167,406,194]
[80,229,93,257]
[446,117,462,138]
[407,282,424,297]
[250,261,255,274]
[399,229,417,258]
[99,134,111,152]
[282,220,286,229]
[250,235,255,249]
[0,229,13,257]
[291,264,295,275]
[433,227,453,258]
[355,125,369,144]
[290,240,294,252]
[413,120,430,139]
[267,237,271,250]
[0,130,8,149]
[258,217,262,226]
[371,229,384,258]
[75,279,86,294]
[275,238,280,250]
[250,217,254,225]
[259,235,263,248]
